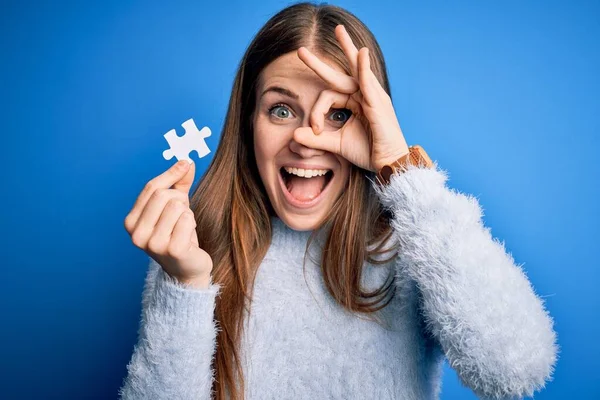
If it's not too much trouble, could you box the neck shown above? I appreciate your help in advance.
[269,215,330,259]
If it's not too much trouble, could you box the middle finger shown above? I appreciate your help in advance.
[132,190,188,245]
[335,25,359,78]
[297,46,359,94]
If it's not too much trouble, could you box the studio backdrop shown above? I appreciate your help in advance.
[1,0,598,399]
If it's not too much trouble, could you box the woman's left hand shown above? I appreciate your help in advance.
[295,24,410,173]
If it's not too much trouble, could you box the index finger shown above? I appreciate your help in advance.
[148,159,193,192]
[297,47,359,94]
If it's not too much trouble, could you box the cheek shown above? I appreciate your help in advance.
[338,172,350,192]
[253,119,270,166]
[253,117,291,165]
[336,158,352,183]
[254,136,274,171]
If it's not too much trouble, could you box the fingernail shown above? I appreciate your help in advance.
[178,160,190,168]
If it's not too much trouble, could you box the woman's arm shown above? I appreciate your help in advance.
[372,162,559,399]
[119,257,221,400]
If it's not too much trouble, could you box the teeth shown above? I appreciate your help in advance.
[284,167,330,178]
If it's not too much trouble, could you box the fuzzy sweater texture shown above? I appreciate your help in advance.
[119,162,559,400]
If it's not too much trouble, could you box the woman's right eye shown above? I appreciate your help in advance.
[269,104,294,119]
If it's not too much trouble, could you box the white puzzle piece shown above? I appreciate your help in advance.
[162,118,212,163]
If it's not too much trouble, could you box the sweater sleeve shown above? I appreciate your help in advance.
[118,257,222,400]
[371,162,559,400]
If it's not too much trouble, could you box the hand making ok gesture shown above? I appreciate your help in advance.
[294,24,410,173]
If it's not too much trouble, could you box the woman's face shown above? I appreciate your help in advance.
[253,50,352,231]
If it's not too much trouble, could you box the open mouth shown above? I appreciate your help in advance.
[278,167,334,208]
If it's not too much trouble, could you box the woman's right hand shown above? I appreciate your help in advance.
[124,160,213,289]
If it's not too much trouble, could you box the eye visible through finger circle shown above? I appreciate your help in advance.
[329,108,352,124]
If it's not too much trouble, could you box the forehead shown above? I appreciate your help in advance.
[258,51,344,96]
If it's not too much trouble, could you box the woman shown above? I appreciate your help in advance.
[120,2,558,399]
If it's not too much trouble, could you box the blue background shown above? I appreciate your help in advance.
[1,0,598,398]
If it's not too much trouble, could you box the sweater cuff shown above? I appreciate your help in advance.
[371,161,450,216]
[144,266,221,330]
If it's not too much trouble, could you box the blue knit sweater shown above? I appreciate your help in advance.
[119,162,559,399]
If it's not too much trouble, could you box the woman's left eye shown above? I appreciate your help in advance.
[329,109,352,124]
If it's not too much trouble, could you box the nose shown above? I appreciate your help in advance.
[289,126,326,158]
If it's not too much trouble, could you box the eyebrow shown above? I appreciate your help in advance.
[260,85,299,101]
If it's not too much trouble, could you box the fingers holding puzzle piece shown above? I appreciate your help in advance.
[162,118,212,163]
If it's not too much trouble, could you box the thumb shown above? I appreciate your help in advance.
[293,127,341,155]
[172,159,196,195]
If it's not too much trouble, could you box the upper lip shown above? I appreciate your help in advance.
[280,163,333,171]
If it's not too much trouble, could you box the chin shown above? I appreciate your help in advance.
[277,212,327,231]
